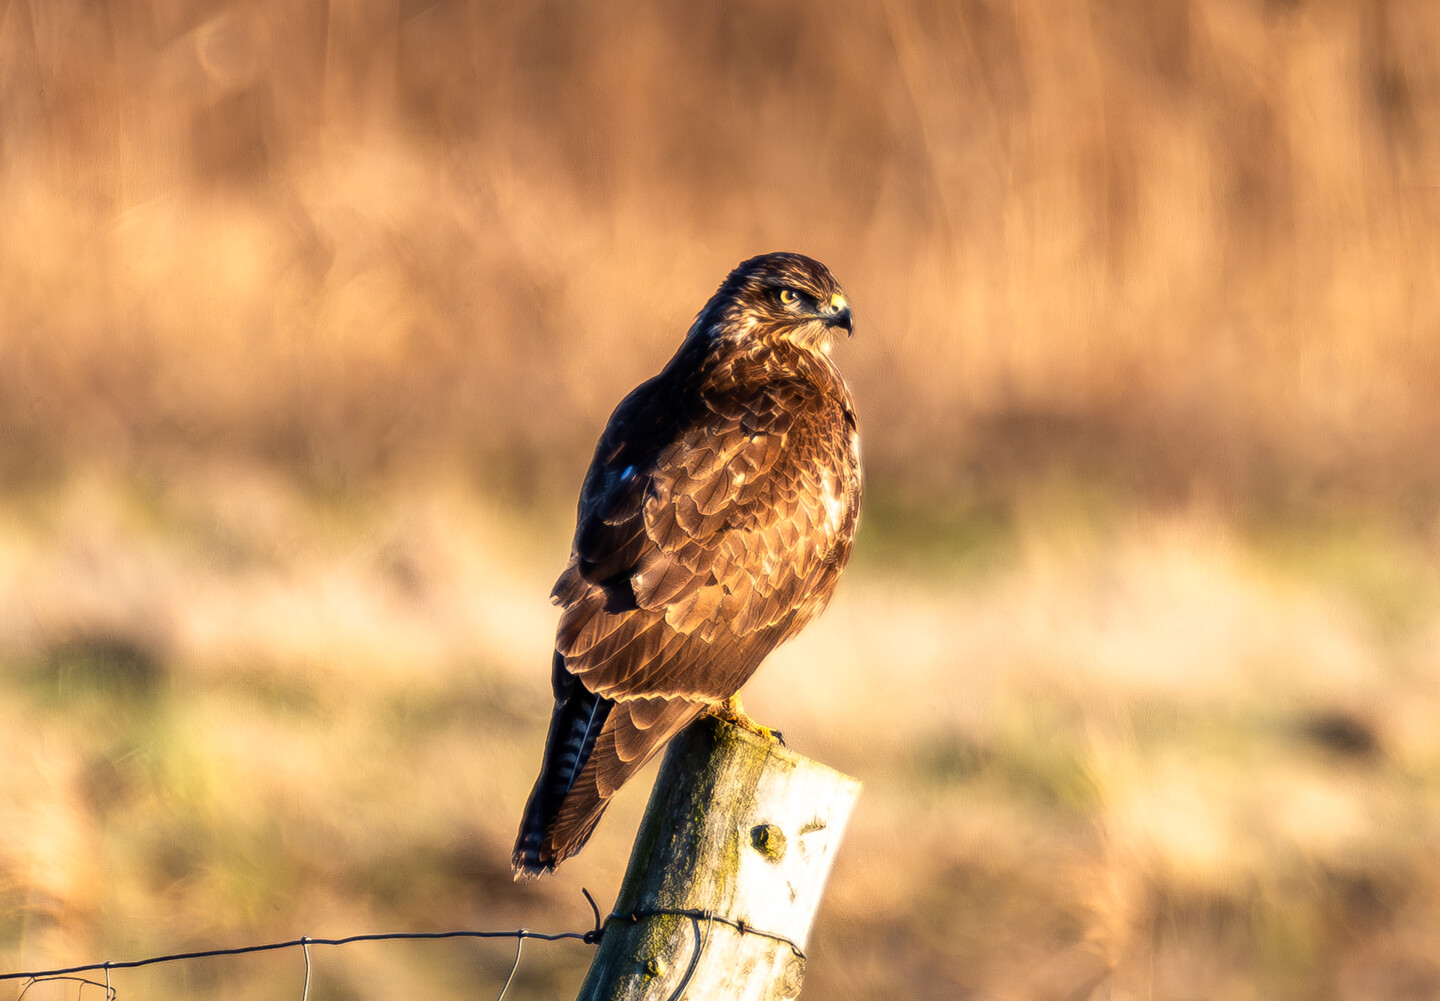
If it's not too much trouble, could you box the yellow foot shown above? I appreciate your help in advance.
[705,695,786,745]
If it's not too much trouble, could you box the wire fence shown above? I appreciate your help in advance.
[1,890,805,1001]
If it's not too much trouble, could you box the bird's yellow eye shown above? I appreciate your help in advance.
[779,288,799,305]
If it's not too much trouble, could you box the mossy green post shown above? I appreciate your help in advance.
[575,716,861,1001]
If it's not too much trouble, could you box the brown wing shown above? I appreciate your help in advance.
[556,371,858,699]
[515,355,859,873]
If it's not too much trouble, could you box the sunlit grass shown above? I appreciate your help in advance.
[2,468,1436,998]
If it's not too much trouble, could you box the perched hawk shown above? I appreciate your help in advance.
[512,252,862,878]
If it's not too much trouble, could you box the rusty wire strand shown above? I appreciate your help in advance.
[494,935,524,1001]
[612,907,806,959]
[664,909,712,1001]
[17,974,116,1000]
[0,893,806,999]
[0,928,591,982]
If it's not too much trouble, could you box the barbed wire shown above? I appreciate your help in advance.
[0,890,804,1001]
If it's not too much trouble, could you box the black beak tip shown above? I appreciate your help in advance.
[828,306,854,336]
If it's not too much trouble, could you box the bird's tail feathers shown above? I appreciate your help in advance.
[512,682,613,878]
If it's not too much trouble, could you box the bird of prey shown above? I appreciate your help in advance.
[512,252,862,878]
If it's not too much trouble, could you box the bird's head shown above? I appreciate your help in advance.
[692,252,853,354]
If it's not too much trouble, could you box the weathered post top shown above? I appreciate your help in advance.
[576,716,861,1001]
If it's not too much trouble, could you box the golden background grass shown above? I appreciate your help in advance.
[3,1,1440,998]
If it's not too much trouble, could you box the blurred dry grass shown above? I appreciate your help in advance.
[3,0,1439,509]
[3,0,1440,999]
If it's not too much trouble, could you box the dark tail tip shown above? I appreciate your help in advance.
[512,800,554,880]
[511,854,553,881]
[512,682,613,880]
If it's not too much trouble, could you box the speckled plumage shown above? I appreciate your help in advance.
[513,253,862,877]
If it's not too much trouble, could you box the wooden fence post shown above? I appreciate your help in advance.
[575,716,861,1001]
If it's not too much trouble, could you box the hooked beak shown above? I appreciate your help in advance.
[821,293,853,336]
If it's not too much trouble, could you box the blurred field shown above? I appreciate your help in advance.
[3,0,1440,998]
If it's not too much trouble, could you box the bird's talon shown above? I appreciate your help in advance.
[705,696,784,744]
